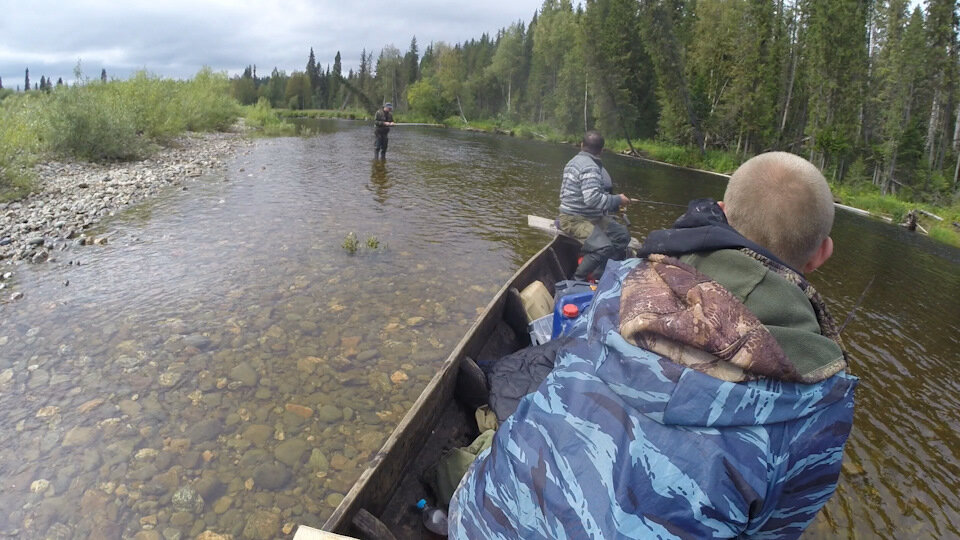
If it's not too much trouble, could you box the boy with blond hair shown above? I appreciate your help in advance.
[450,152,856,539]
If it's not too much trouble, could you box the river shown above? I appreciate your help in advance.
[0,119,958,539]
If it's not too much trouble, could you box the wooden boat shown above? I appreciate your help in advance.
[306,233,582,539]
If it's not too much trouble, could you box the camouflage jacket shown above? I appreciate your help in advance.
[449,253,858,538]
[374,108,393,135]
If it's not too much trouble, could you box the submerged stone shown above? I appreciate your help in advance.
[229,362,258,386]
[171,486,204,513]
[251,462,291,491]
[274,439,308,467]
[186,418,224,443]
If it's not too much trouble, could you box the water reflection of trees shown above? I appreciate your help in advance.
[367,159,391,205]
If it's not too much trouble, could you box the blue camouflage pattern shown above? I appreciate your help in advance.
[449,259,858,539]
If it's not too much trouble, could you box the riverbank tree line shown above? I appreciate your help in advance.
[233,0,959,209]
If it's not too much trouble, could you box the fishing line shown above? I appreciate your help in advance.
[838,275,876,334]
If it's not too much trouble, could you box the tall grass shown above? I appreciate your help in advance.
[0,95,44,200]
[0,68,240,201]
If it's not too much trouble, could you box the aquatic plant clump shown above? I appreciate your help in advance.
[342,232,359,254]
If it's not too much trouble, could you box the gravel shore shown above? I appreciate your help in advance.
[0,132,251,296]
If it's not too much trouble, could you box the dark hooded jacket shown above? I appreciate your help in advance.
[449,199,857,539]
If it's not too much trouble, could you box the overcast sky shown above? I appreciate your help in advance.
[0,0,546,89]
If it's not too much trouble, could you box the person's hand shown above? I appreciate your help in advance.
[619,194,630,206]
[387,122,396,126]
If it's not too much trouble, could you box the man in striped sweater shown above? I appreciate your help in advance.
[558,130,631,280]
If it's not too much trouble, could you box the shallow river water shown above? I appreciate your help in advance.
[1,120,958,539]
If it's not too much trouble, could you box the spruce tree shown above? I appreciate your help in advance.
[802,0,869,174]
[331,51,342,107]
[101,68,107,82]
[405,37,419,84]
[24,68,30,92]
[306,48,320,94]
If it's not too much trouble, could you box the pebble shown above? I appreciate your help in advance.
[0,133,248,265]
[242,424,274,447]
[212,495,233,514]
[242,510,280,540]
[186,418,224,443]
[284,403,313,419]
[169,511,194,527]
[196,532,231,540]
[274,439,308,467]
[30,479,51,494]
[229,362,258,387]
[252,463,292,491]
[171,486,204,513]
[325,493,345,508]
[36,405,60,418]
[316,404,342,423]
[62,426,97,447]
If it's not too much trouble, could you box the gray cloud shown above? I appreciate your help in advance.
[0,0,543,88]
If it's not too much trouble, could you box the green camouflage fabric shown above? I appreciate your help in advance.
[620,252,846,383]
[738,247,846,353]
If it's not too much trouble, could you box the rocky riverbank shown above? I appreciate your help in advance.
[0,132,251,298]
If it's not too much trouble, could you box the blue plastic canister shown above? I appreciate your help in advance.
[551,291,595,339]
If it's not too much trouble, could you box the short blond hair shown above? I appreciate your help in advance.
[723,152,834,269]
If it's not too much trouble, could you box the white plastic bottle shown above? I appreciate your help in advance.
[416,498,448,536]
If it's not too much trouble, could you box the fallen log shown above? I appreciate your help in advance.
[917,209,944,221]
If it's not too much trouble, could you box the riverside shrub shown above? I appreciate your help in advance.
[0,68,240,199]
[44,84,145,161]
[0,95,43,199]
[245,98,295,136]
[41,68,240,162]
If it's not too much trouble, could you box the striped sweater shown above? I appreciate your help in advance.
[559,151,622,218]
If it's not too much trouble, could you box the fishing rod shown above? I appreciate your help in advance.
[388,123,445,127]
[626,197,688,208]
[619,198,687,227]
[838,275,876,334]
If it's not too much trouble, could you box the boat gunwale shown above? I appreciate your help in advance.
[322,235,567,533]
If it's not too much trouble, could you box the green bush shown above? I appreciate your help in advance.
[110,69,239,141]
[44,84,145,161]
[39,68,240,161]
[174,67,239,132]
[245,98,295,136]
[0,95,42,200]
[406,79,446,121]
[0,68,241,198]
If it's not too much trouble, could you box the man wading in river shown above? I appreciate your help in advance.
[450,152,858,539]
[374,102,395,159]
[557,130,631,280]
